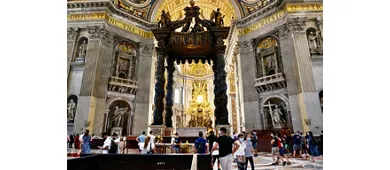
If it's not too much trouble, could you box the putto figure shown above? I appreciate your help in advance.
[210,8,225,27]
[158,10,171,28]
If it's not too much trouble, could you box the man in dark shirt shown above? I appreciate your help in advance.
[293,131,302,158]
[207,131,217,152]
[193,131,208,153]
[211,127,240,170]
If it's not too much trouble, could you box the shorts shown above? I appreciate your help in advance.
[293,144,302,151]
[279,147,285,156]
[252,143,257,149]
[271,147,280,156]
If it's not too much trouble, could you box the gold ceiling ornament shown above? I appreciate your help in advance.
[117,42,136,55]
[258,37,277,49]
[185,63,213,77]
[155,0,236,26]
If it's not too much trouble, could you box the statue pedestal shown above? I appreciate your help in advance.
[67,123,74,135]
[111,127,123,136]
[164,127,174,137]
[215,125,232,136]
[150,125,165,137]
[74,57,85,63]
[176,127,207,137]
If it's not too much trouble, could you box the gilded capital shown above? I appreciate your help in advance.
[237,40,254,53]
[139,43,154,56]
[67,27,79,40]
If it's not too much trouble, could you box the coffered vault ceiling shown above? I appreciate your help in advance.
[110,0,280,23]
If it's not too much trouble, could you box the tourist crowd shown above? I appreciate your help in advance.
[68,128,323,169]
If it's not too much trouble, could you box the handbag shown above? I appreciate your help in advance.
[237,155,246,163]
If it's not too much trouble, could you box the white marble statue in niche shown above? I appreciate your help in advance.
[111,106,129,127]
[67,99,76,123]
[78,40,87,58]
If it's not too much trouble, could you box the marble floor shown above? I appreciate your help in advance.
[223,153,323,170]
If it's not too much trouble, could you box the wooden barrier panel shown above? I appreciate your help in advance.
[68,154,212,170]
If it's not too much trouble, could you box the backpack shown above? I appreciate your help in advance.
[108,140,118,154]
[277,139,283,148]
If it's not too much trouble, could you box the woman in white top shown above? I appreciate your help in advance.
[139,136,156,154]
[211,141,221,170]
[234,133,247,170]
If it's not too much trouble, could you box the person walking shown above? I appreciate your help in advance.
[69,134,74,148]
[307,131,320,162]
[98,132,112,154]
[251,132,258,157]
[136,131,146,151]
[211,127,241,170]
[80,129,91,154]
[302,133,310,158]
[244,133,255,170]
[139,136,156,154]
[235,133,247,170]
[277,132,291,166]
[292,131,303,158]
[171,133,181,153]
[74,134,80,149]
[270,132,283,166]
[112,133,120,154]
[207,131,221,170]
[149,131,156,145]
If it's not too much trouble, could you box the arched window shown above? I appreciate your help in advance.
[113,42,137,80]
[255,37,283,78]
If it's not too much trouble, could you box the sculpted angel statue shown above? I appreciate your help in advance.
[112,106,128,127]
[210,8,225,27]
[158,10,171,28]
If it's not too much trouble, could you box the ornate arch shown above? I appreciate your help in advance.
[106,97,133,111]
[260,94,289,109]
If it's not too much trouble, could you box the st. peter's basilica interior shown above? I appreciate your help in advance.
[67,0,323,142]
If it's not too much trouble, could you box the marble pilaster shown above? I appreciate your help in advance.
[74,27,116,135]
[237,40,262,131]
[278,17,322,134]
[133,43,154,135]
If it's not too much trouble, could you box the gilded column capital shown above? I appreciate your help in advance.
[67,27,79,40]
[87,26,101,39]
[139,43,154,56]
[277,17,307,38]
[237,40,254,54]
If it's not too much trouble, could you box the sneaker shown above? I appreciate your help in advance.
[287,162,291,165]
[254,154,258,157]
[271,163,276,166]
[283,162,287,166]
